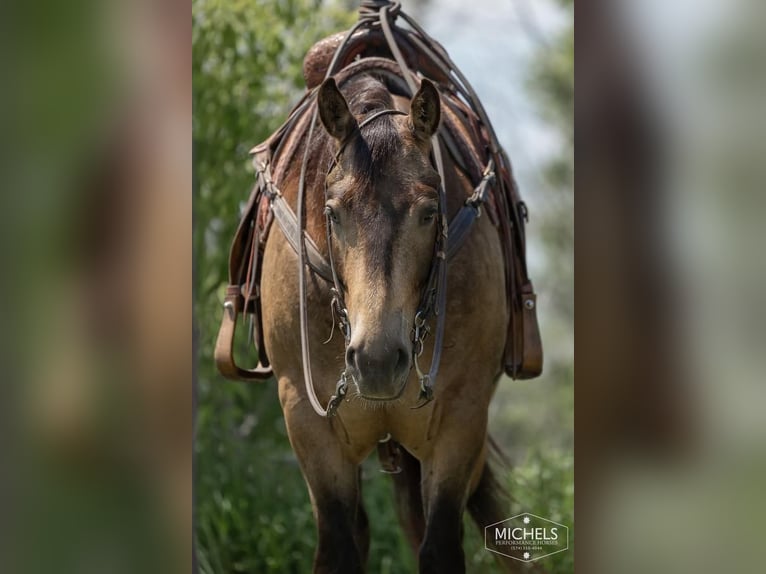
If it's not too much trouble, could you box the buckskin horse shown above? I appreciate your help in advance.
[215,2,542,572]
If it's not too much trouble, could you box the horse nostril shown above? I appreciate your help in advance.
[345,346,357,370]
[395,347,409,375]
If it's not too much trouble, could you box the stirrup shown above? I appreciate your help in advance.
[214,286,273,381]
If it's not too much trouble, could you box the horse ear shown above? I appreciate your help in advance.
[318,78,356,142]
[409,79,441,141]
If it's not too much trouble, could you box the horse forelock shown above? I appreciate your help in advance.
[337,75,402,188]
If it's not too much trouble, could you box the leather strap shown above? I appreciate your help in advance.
[271,194,333,282]
[296,107,334,417]
[446,161,495,260]
[214,285,273,381]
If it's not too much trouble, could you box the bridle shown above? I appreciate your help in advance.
[314,107,448,416]
[283,101,451,417]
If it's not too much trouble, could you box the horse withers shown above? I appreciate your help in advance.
[259,71,516,573]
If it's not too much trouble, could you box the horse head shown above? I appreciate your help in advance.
[317,76,441,400]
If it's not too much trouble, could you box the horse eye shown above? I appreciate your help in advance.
[420,209,437,225]
[324,205,340,224]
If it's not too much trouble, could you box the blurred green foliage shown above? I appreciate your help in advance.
[193,1,356,571]
[193,1,573,572]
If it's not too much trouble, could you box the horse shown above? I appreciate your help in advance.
[258,68,518,573]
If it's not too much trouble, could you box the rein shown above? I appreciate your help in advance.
[289,3,466,417]
[289,88,452,416]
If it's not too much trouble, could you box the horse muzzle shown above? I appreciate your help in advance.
[345,339,411,400]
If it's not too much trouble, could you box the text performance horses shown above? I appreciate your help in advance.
[215,5,542,573]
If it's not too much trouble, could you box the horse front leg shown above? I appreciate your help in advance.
[417,424,488,574]
[280,380,368,574]
[311,481,368,574]
[312,465,370,574]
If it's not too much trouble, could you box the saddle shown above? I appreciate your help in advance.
[215,2,543,384]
